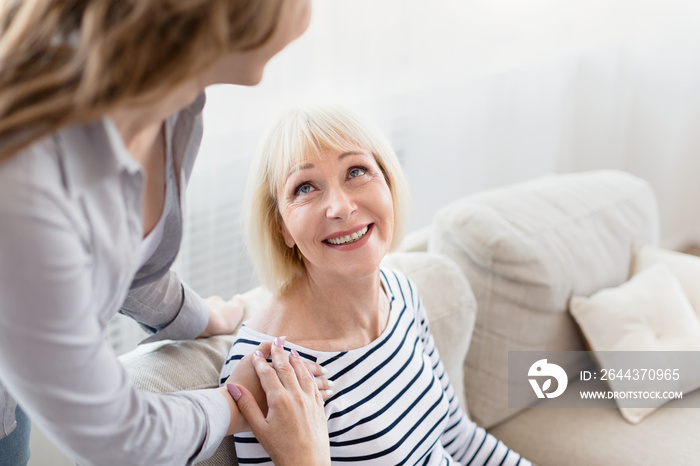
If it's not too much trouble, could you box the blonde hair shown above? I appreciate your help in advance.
[245,103,410,294]
[0,0,282,161]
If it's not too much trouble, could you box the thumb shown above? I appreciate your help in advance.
[231,384,267,432]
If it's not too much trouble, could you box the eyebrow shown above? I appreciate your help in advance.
[285,151,368,179]
[338,150,366,160]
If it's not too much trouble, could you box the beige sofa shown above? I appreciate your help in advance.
[121,170,700,465]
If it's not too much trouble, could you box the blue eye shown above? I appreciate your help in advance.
[295,183,314,195]
[349,167,367,178]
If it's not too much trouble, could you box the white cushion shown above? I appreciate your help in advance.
[428,170,658,428]
[570,264,700,423]
[633,243,700,318]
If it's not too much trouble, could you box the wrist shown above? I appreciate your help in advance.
[215,386,246,435]
[200,307,223,338]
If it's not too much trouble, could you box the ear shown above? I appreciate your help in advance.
[278,218,295,248]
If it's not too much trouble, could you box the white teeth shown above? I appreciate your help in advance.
[326,226,369,245]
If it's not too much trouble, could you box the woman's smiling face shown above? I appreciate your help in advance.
[277,149,394,282]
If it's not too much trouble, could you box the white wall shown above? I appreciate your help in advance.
[183,0,700,301]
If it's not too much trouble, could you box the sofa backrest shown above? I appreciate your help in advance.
[428,170,659,428]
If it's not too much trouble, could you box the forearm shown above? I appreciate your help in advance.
[122,271,209,343]
[0,214,225,465]
[1,340,230,466]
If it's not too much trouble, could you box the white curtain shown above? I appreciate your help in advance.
[111,0,700,352]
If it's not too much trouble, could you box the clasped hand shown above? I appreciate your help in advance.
[224,339,332,466]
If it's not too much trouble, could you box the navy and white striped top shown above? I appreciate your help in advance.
[220,268,530,465]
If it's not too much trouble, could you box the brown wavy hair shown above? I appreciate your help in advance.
[0,0,282,161]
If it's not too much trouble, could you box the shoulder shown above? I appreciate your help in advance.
[0,134,82,238]
[221,326,262,357]
[380,266,409,287]
[1,117,135,211]
[232,324,268,345]
[0,134,64,200]
[380,267,421,309]
[219,325,270,384]
[168,92,206,179]
[226,325,275,358]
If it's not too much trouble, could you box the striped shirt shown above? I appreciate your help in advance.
[220,268,530,466]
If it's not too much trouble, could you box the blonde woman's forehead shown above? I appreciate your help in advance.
[277,148,321,178]
[281,148,373,178]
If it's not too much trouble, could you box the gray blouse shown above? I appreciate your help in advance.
[0,93,230,465]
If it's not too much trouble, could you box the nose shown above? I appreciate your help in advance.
[325,186,357,219]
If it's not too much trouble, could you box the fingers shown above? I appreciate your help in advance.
[305,360,328,378]
[251,346,286,396]
[228,384,264,433]
[251,339,333,398]
[255,340,273,358]
[200,295,246,337]
[269,337,300,390]
[205,295,223,304]
[288,347,317,393]
[228,294,246,323]
[228,294,245,307]
[226,295,246,327]
[299,360,333,399]
[316,378,334,400]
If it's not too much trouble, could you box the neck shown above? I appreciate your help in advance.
[108,80,200,159]
[258,270,390,351]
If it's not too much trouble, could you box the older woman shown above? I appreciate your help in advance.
[220,104,532,465]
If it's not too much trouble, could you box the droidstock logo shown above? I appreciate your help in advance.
[528,359,568,399]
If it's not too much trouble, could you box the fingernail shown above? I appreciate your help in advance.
[291,348,300,358]
[274,337,284,347]
[227,384,242,401]
[254,350,264,358]
[321,367,328,375]
[325,389,334,397]
[326,379,335,388]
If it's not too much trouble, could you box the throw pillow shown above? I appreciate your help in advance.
[633,243,700,318]
[569,264,700,423]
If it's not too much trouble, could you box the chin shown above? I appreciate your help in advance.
[213,65,264,87]
[242,71,264,86]
[341,259,385,280]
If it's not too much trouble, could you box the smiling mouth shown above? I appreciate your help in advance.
[324,225,370,245]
